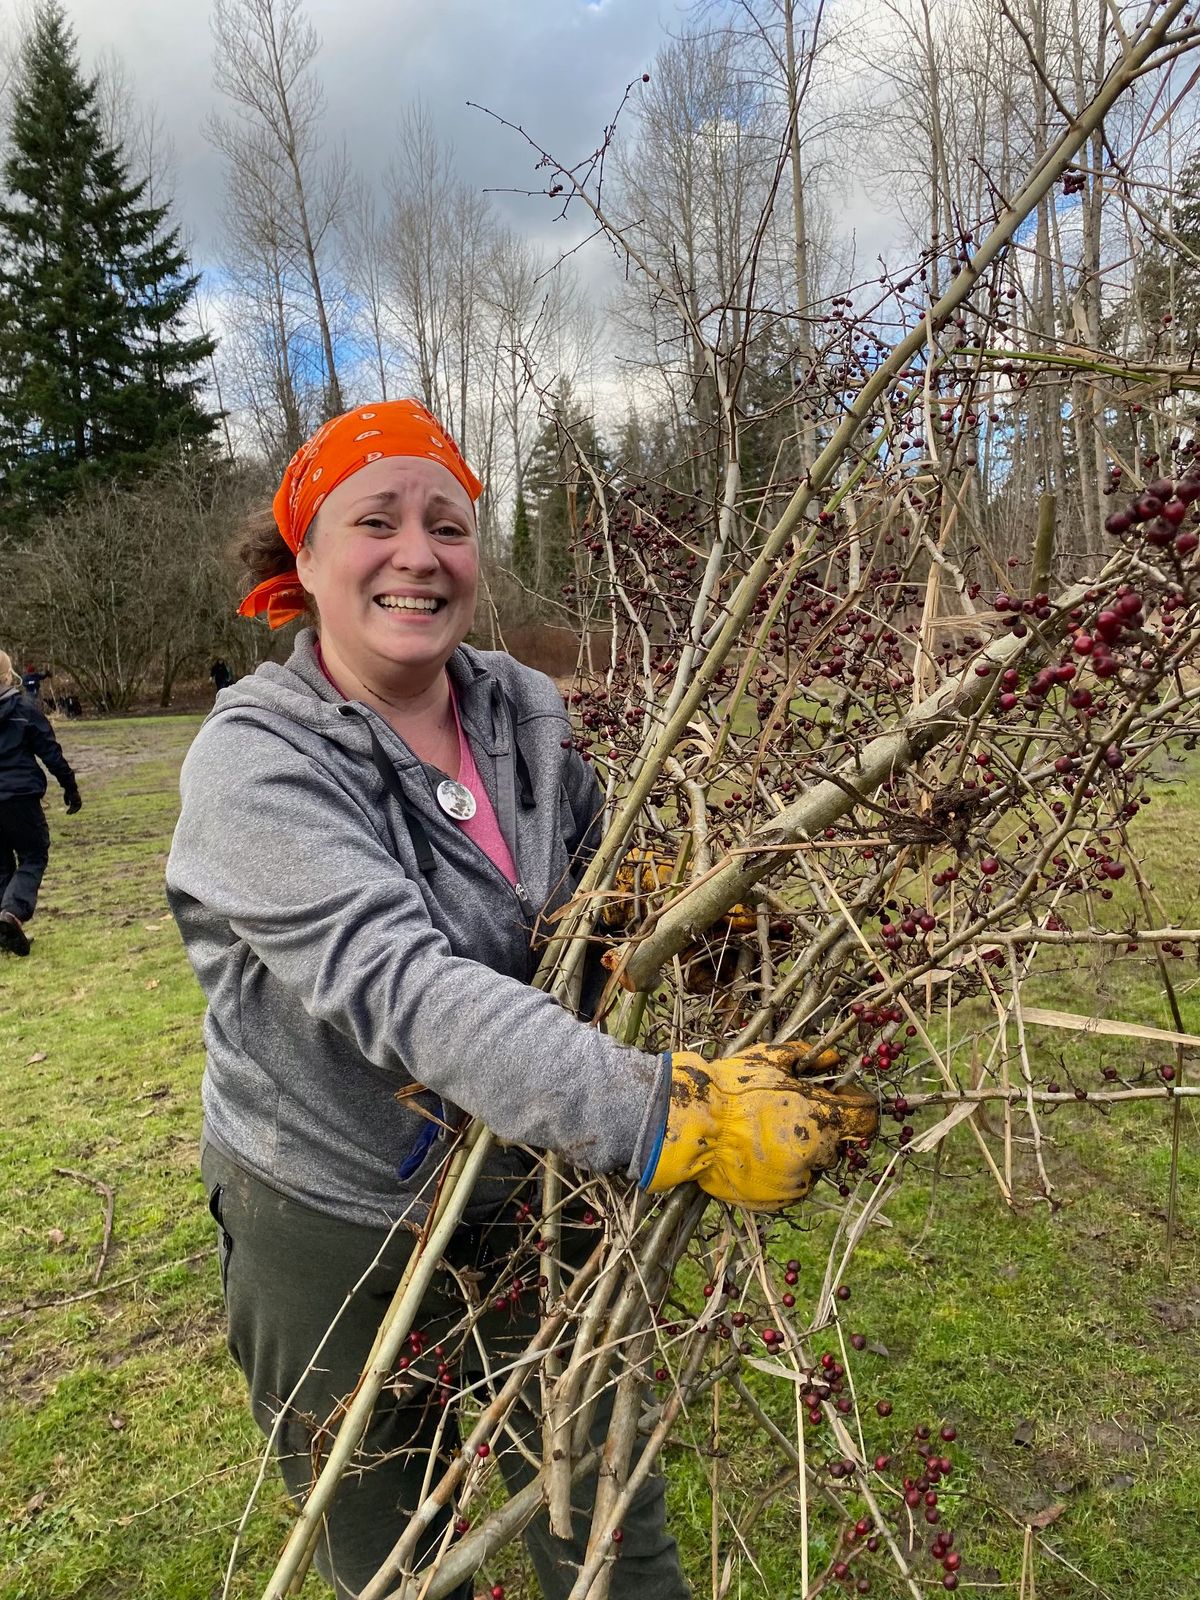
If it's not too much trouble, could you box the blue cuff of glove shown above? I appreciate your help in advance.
[634,1052,673,1189]
[396,1108,441,1181]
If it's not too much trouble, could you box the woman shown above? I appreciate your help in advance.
[0,648,81,957]
[167,401,876,1599]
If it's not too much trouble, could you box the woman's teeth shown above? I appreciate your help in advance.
[376,596,441,612]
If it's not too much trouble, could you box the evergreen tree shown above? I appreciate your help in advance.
[1121,151,1200,357]
[0,2,216,518]
[523,381,605,601]
[510,489,534,590]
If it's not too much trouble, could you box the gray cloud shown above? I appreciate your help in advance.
[65,0,679,269]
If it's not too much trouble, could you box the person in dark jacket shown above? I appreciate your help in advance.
[166,402,877,1600]
[209,658,234,692]
[20,664,50,705]
[0,650,82,956]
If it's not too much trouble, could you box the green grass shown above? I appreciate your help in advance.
[1,717,1199,1598]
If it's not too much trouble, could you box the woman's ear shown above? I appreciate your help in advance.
[296,538,315,593]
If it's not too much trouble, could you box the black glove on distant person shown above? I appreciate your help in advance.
[64,784,82,815]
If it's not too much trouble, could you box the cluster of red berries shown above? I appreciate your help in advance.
[821,1405,966,1592]
[394,1327,459,1408]
[1104,474,1200,559]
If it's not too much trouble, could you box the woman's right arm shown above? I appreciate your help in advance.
[166,715,668,1177]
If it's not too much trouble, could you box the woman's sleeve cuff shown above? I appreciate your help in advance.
[628,1051,673,1185]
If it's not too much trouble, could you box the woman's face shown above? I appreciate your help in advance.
[296,455,479,689]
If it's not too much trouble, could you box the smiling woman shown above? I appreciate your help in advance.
[166,397,872,1599]
[166,398,684,1599]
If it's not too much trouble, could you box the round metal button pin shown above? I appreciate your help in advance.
[436,778,477,821]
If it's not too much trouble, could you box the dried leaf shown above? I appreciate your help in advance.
[743,1355,807,1382]
[143,978,159,991]
[25,1051,47,1065]
[909,1099,980,1154]
[1028,1502,1066,1530]
[1021,1006,1200,1049]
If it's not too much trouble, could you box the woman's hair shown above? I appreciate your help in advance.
[0,650,12,687]
[234,505,317,622]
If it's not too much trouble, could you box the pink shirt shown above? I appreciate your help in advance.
[448,684,519,885]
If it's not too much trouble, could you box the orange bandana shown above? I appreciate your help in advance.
[238,400,483,628]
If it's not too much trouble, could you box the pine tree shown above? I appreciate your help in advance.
[523,381,604,601]
[0,2,216,518]
[1120,151,1200,357]
[510,489,534,590]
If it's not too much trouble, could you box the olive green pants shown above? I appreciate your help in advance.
[201,1142,688,1600]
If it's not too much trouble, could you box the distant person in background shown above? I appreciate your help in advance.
[20,664,51,706]
[63,694,83,720]
[0,650,82,957]
[209,658,234,693]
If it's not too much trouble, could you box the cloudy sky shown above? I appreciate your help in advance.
[63,0,691,274]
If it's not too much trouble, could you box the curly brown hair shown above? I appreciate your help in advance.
[234,505,317,622]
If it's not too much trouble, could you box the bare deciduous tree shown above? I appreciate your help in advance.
[211,0,347,418]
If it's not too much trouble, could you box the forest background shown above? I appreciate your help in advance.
[3,0,1197,706]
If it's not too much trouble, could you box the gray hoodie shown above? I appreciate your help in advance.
[166,631,668,1228]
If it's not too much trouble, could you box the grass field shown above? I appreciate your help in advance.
[1,714,1199,1599]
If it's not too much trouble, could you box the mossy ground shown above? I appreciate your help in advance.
[1,716,1197,1598]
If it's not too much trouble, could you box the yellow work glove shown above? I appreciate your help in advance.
[600,847,763,936]
[641,1043,879,1211]
[599,847,677,928]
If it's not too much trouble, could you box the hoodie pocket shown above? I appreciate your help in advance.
[206,1183,234,1300]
